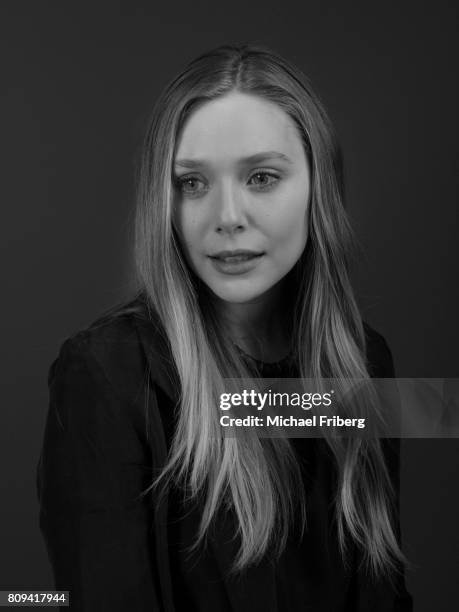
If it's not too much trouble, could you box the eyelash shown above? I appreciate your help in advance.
[174,170,281,196]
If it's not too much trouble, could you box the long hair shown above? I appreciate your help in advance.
[134,42,406,578]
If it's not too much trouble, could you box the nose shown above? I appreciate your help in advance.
[214,180,246,235]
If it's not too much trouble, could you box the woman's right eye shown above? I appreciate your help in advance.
[175,175,206,196]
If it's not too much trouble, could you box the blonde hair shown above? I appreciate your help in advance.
[134,43,406,578]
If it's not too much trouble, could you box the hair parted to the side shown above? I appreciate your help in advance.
[133,42,408,579]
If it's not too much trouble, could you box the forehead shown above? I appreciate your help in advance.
[175,91,304,163]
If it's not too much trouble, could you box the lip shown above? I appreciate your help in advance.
[209,249,264,261]
[208,251,264,275]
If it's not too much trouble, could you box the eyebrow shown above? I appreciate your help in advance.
[174,151,293,168]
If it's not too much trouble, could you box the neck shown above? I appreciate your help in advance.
[210,279,293,362]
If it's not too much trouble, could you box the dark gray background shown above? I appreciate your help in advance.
[1,1,458,610]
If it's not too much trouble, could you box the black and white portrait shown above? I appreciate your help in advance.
[1,3,458,611]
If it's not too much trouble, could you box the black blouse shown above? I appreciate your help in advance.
[37,304,413,611]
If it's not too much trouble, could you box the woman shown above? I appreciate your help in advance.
[37,43,413,610]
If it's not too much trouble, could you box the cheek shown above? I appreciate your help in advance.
[175,208,212,272]
[176,206,199,250]
[269,190,309,249]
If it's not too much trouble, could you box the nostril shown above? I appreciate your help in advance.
[215,223,245,235]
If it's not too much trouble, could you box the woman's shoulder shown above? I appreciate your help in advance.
[51,292,147,365]
[70,291,159,345]
[48,292,175,407]
[362,321,396,378]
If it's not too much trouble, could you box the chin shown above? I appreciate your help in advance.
[208,279,276,305]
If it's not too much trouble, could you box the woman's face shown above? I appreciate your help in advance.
[173,91,311,305]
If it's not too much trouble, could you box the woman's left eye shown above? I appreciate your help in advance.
[248,171,280,190]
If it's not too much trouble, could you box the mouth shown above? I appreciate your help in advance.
[209,250,265,263]
[208,250,265,276]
